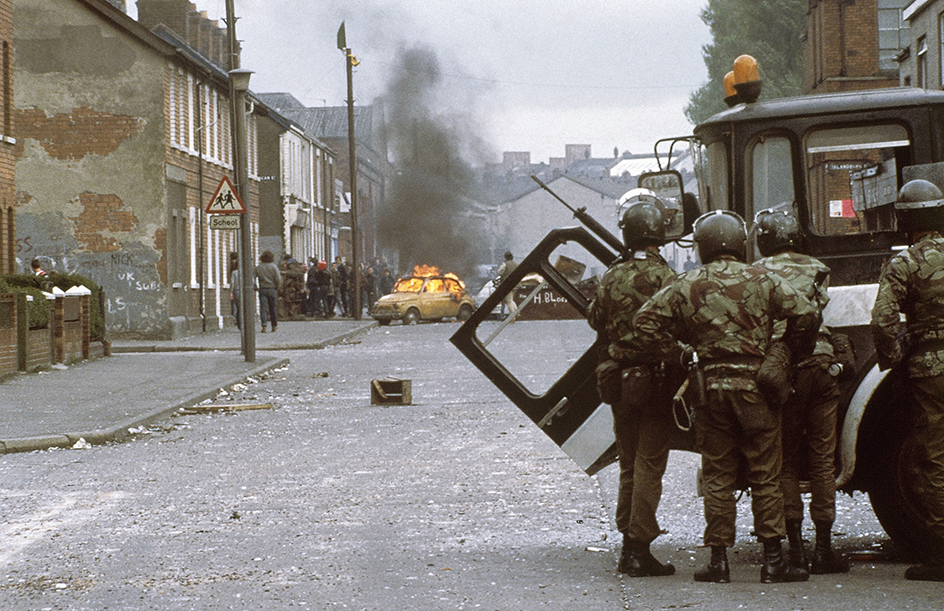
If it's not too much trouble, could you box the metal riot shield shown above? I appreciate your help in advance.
[449,226,618,475]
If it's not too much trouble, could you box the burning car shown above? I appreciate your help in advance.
[371,265,476,326]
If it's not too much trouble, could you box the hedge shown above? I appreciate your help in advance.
[0,273,104,339]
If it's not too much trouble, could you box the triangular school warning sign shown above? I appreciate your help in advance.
[206,176,246,214]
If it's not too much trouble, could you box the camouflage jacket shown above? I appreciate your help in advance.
[587,250,676,364]
[871,232,944,378]
[633,255,820,391]
[756,251,834,361]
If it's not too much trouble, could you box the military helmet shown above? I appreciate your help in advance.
[693,210,748,262]
[618,188,667,249]
[895,179,944,234]
[754,208,801,257]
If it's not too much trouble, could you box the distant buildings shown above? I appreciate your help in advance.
[473,144,695,276]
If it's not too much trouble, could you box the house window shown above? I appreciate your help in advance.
[918,36,928,88]
[939,12,944,87]
[189,205,198,288]
[878,1,911,73]
[3,41,11,137]
[169,68,177,146]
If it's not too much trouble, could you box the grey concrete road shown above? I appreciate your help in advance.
[0,321,941,610]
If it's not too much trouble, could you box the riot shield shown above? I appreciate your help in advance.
[449,226,618,474]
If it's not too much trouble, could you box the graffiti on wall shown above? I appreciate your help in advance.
[15,210,167,336]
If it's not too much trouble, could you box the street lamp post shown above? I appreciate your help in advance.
[230,67,255,363]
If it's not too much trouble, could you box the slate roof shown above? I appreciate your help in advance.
[277,106,375,141]
[255,92,307,112]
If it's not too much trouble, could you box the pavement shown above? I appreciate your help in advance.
[0,319,375,454]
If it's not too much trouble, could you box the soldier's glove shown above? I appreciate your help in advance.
[757,341,793,408]
[595,359,623,405]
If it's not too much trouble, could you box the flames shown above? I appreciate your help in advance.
[412,264,440,277]
[393,264,466,296]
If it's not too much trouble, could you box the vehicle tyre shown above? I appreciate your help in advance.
[402,308,419,326]
[865,379,936,562]
[457,304,474,322]
[377,319,391,326]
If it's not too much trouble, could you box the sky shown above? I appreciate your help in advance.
[131,1,713,165]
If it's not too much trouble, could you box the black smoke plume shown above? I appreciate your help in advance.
[379,44,490,280]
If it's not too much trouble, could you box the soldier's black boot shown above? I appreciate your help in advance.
[694,546,730,583]
[617,536,634,574]
[619,539,676,577]
[905,541,944,582]
[785,519,809,572]
[760,537,809,583]
[809,521,849,574]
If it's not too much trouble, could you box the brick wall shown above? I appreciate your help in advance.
[24,323,51,372]
[53,294,89,365]
[0,0,14,275]
[0,293,14,377]
[805,0,900,94]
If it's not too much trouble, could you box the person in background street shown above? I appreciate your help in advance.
[306,259,320,317]
[255,250,281,333]
[31,258,48,276]
[379,268,395,296]
[753,209,849,575]
[363,266,378,312]
[327,261,339,317]
[871,179,944,582]
[230,259,240,330]
[496,251,518,319]
[634,210,819,584]
[335,256,351,317]
[313,260,331,317]
[587,190,679,577]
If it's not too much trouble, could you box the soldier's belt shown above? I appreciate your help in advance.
[701,356,763,379]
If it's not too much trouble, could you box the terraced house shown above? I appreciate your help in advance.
[13,0,259,338]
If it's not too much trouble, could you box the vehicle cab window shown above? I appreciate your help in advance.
[803,124,910,236]
[425,278,445,293]
[748,134,795,218]
[698,140,730,212]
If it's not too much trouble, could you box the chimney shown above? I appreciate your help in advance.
[137,0,234,68]
[136,0,192,35]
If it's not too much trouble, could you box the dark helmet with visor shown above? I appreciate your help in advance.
[693,210,748,262]
[754,208,802,257]
[618,188,667,249]
[896,179,944,234]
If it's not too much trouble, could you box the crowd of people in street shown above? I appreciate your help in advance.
[228,253,399,332]
[588,183,944,583]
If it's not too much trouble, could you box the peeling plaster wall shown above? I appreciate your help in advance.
[14,0,169,337]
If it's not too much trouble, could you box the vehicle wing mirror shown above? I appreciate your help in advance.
[638,170,698,238]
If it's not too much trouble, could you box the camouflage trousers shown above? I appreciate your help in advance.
[696,387,785,547]
[612,365,675,543]
[913,374,944,540]
[780,358,841,523]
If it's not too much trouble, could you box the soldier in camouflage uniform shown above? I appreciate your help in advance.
[634,210,819,584]
[753,209,849,575]
[588,191,678,577]
[871,179,944,582]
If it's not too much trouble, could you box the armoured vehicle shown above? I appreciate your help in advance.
[452,69,944,561]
